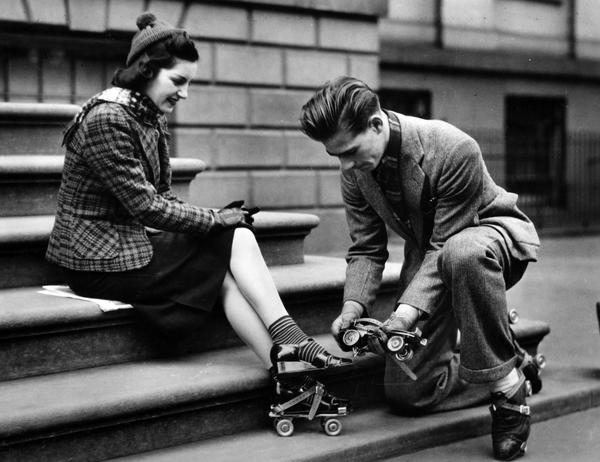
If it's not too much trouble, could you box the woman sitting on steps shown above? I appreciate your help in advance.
[45,13,349,376]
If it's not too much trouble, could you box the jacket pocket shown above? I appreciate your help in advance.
[72,219,120,259]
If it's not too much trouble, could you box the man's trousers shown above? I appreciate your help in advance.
[384,225,528,413]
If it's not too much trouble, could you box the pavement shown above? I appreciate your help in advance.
[385,406,600,462]
[382,234,600,461]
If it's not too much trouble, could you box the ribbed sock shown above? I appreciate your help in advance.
[268,315,327,365]
[491,368,522,398]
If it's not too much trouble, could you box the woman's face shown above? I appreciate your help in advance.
[144,58,197,113]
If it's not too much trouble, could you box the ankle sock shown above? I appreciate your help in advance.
[491,368,522,398]
[268,315,328,365]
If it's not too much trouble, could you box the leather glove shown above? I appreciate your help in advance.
[216,200,260,230]
[331,301,364,352]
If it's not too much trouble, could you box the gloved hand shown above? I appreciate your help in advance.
[331,301,364,352]
[381,304,421,335]
[216,200,260,230]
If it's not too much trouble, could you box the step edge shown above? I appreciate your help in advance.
[0,258,401,334]
[0,211,321,246]
[105,366,600,462]
[0,336,380,440]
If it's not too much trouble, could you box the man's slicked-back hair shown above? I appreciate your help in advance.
[300,76,380,142]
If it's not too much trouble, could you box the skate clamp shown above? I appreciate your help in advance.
[269,379,350,436]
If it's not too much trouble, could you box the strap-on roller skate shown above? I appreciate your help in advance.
[509,308,546,395]
[270,341,352,376]
[269,376,352,436]
[342,318,428,381]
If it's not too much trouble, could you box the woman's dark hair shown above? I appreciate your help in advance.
[112,33,199,92]
[300,76,380,142]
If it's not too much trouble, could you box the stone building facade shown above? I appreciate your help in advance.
[2,0,600,252]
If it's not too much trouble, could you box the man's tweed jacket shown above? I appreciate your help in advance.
[46,88,223,272]
[341,111,540,316]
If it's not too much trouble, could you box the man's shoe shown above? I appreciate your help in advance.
[512,335,545,395]
[489,378,531,460]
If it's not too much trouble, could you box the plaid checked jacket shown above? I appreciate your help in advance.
[46,88,225,272]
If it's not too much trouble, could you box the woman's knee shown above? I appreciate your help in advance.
[231,227,260,254]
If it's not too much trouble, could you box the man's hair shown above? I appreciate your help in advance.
[300,76,380,142]
[112,33,199,92]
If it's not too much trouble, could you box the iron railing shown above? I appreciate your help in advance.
[470,129,600,233]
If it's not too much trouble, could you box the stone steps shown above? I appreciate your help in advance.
[0,334,383,462]
[0,103,78,156]
[0,155,206,216]
[0,257,401,381]
[0,319,552,462]
[106,365,600,462]
[0,211,320,289]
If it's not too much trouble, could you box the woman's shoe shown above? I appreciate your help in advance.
[489,378,531,460]
[270,340,351,374]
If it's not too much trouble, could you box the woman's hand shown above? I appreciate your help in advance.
[216,200,260,229]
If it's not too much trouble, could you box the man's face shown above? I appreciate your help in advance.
[323,118,386,173]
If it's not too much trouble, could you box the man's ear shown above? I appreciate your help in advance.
[368,115,384,133]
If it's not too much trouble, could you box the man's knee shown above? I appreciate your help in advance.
[439,231,489,280]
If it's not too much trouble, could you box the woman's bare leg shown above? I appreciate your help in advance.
[221,271,273,367]
[227,227,288,326]
[224,227,349,368]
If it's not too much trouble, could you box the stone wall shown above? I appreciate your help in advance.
[0,0,387,253]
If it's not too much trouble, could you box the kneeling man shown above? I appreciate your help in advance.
[300,77,540,461]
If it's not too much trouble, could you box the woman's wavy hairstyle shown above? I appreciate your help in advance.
[299,76,380,142]
[112,33,199,92]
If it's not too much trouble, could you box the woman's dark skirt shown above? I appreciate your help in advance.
[64,229,235,341]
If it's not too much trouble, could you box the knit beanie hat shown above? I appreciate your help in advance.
[126,12,185,66]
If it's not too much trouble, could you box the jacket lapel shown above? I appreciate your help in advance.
[355,171,414,243]
[136,125,160,186]
[395,113,429,248]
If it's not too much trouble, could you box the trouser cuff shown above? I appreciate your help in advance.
[459,355,518,384]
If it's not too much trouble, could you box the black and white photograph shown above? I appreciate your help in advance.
[0,1,598,461]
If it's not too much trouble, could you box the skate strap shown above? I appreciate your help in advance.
[275,386,318,413]
[391,355,418,381]
[307,385,325,420]
[491,402,530,415]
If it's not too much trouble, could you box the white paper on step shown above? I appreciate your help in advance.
[39,285,133,312]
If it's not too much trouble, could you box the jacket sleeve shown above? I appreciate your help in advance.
[82,108,233,233]
[398,137,483,314]
[341,169,389,310]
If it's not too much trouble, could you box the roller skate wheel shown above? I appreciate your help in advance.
[520,442,528,454]
[525,380,533,397]
[342,329,361,347]
[322,418,342,436]
[508,309,519,324]
[395,347,413,362]
[274,418,294,437]
[534,354,546,369]
[387,335,405,352]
